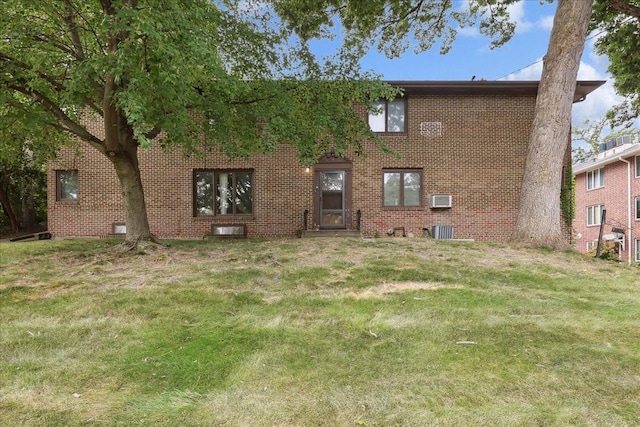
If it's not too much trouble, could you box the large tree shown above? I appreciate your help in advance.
[0,0,395,248]
[273,0,593,247]
[511,0,591,247]
[592,0,640,125]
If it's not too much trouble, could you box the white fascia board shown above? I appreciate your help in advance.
[573,144,640,175]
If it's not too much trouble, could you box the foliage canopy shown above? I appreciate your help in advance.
[0,0,396,164]
[592,0,640,126]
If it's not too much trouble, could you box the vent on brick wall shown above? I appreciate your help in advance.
[209,223,247,238]
[433,225,454,240]
[420,122,442,137]
[429,194,452,209]
[112,223,126,235]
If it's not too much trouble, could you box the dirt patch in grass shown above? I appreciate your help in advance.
[347,281,463,299]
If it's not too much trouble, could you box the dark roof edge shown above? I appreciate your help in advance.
[385,80,606,103]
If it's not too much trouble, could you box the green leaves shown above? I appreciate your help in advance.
[1,0,401,162]
[272,0,526,59]
[592,0,640,126]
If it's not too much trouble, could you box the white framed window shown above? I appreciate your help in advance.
[587,168,604,190]
[636,239,640,262]
[587,204,604,226]
[635,156,640,178]
[636,196,640,220]
[586,241,596,252]
[369,98,406,133]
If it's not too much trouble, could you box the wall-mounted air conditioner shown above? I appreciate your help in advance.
[429,194,452,209]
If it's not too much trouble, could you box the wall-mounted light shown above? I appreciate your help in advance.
[304,166,311,174]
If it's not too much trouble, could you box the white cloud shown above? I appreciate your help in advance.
[508,1,534,34]
[538,15,554,31]
[457,26,481,38]
[501,58,544,80]
[499,55,622,126]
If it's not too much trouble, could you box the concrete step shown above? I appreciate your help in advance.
[301,229,361,238]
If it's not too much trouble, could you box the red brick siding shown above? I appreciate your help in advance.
[48,93,542,241]
[574,155,640,261]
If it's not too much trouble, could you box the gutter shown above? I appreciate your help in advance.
[618,157,633,265]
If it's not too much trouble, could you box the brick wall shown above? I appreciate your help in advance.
[48,92,540,241]
[574,155,640,261]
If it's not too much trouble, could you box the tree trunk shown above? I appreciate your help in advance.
[510,0,592,248]
[0,175,19,233]
[107,140,155,249]
[21,174,39,229]
[102,68,155,250]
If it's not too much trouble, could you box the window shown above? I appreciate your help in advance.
[383,169,422,207]
[194,170,253,216]
[586,168,604,190]
[56,170,78,201]
[636,240,640,262]
[635,156,640,178]
[587,204,604,226]
[636,196,640,220]
[369,98,406,132]
[586,241,596,252]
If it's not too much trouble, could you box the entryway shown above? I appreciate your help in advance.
[312,155,352,230]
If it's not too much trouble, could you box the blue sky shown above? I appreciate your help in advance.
[310,0,622,137]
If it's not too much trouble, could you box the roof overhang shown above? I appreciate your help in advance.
[386,80,606,103]
[573,144,640,174]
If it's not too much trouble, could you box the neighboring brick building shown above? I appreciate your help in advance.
[573,138,640,264]
[48,80,603,242]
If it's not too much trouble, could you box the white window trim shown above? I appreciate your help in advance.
[636,156,640,178]
[587,204,604,226]
[587,168,605,190]
[636,239,640,262]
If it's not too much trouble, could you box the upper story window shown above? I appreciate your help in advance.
[635,156,640,178]
[587,204,604,226]
[383,169,422,208]
[56,170,78,201]
[369,98,406,133]
[194,169,253,216]
[636,196,640,220]
[587,167,604,190]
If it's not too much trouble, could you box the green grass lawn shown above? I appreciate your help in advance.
[1,237,639,426]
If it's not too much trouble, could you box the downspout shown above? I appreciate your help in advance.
[617,157,632,265]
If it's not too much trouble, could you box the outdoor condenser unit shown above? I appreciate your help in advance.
[432,225,454,240]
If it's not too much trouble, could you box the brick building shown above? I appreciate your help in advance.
[48,80,603,241]
[573,138,640,264]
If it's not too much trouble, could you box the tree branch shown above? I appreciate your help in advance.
[8,83,104,150]
[0,52,66,92]
[607,0,640,20]
[382,0,427,27]
[0,50,103,117]
[63,0,86,60]
[144,126,162,140]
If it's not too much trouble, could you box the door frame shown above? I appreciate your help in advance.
[313,155,352,230]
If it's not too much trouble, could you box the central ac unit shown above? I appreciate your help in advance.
[430,194,452,209]
[433,225,454,239]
